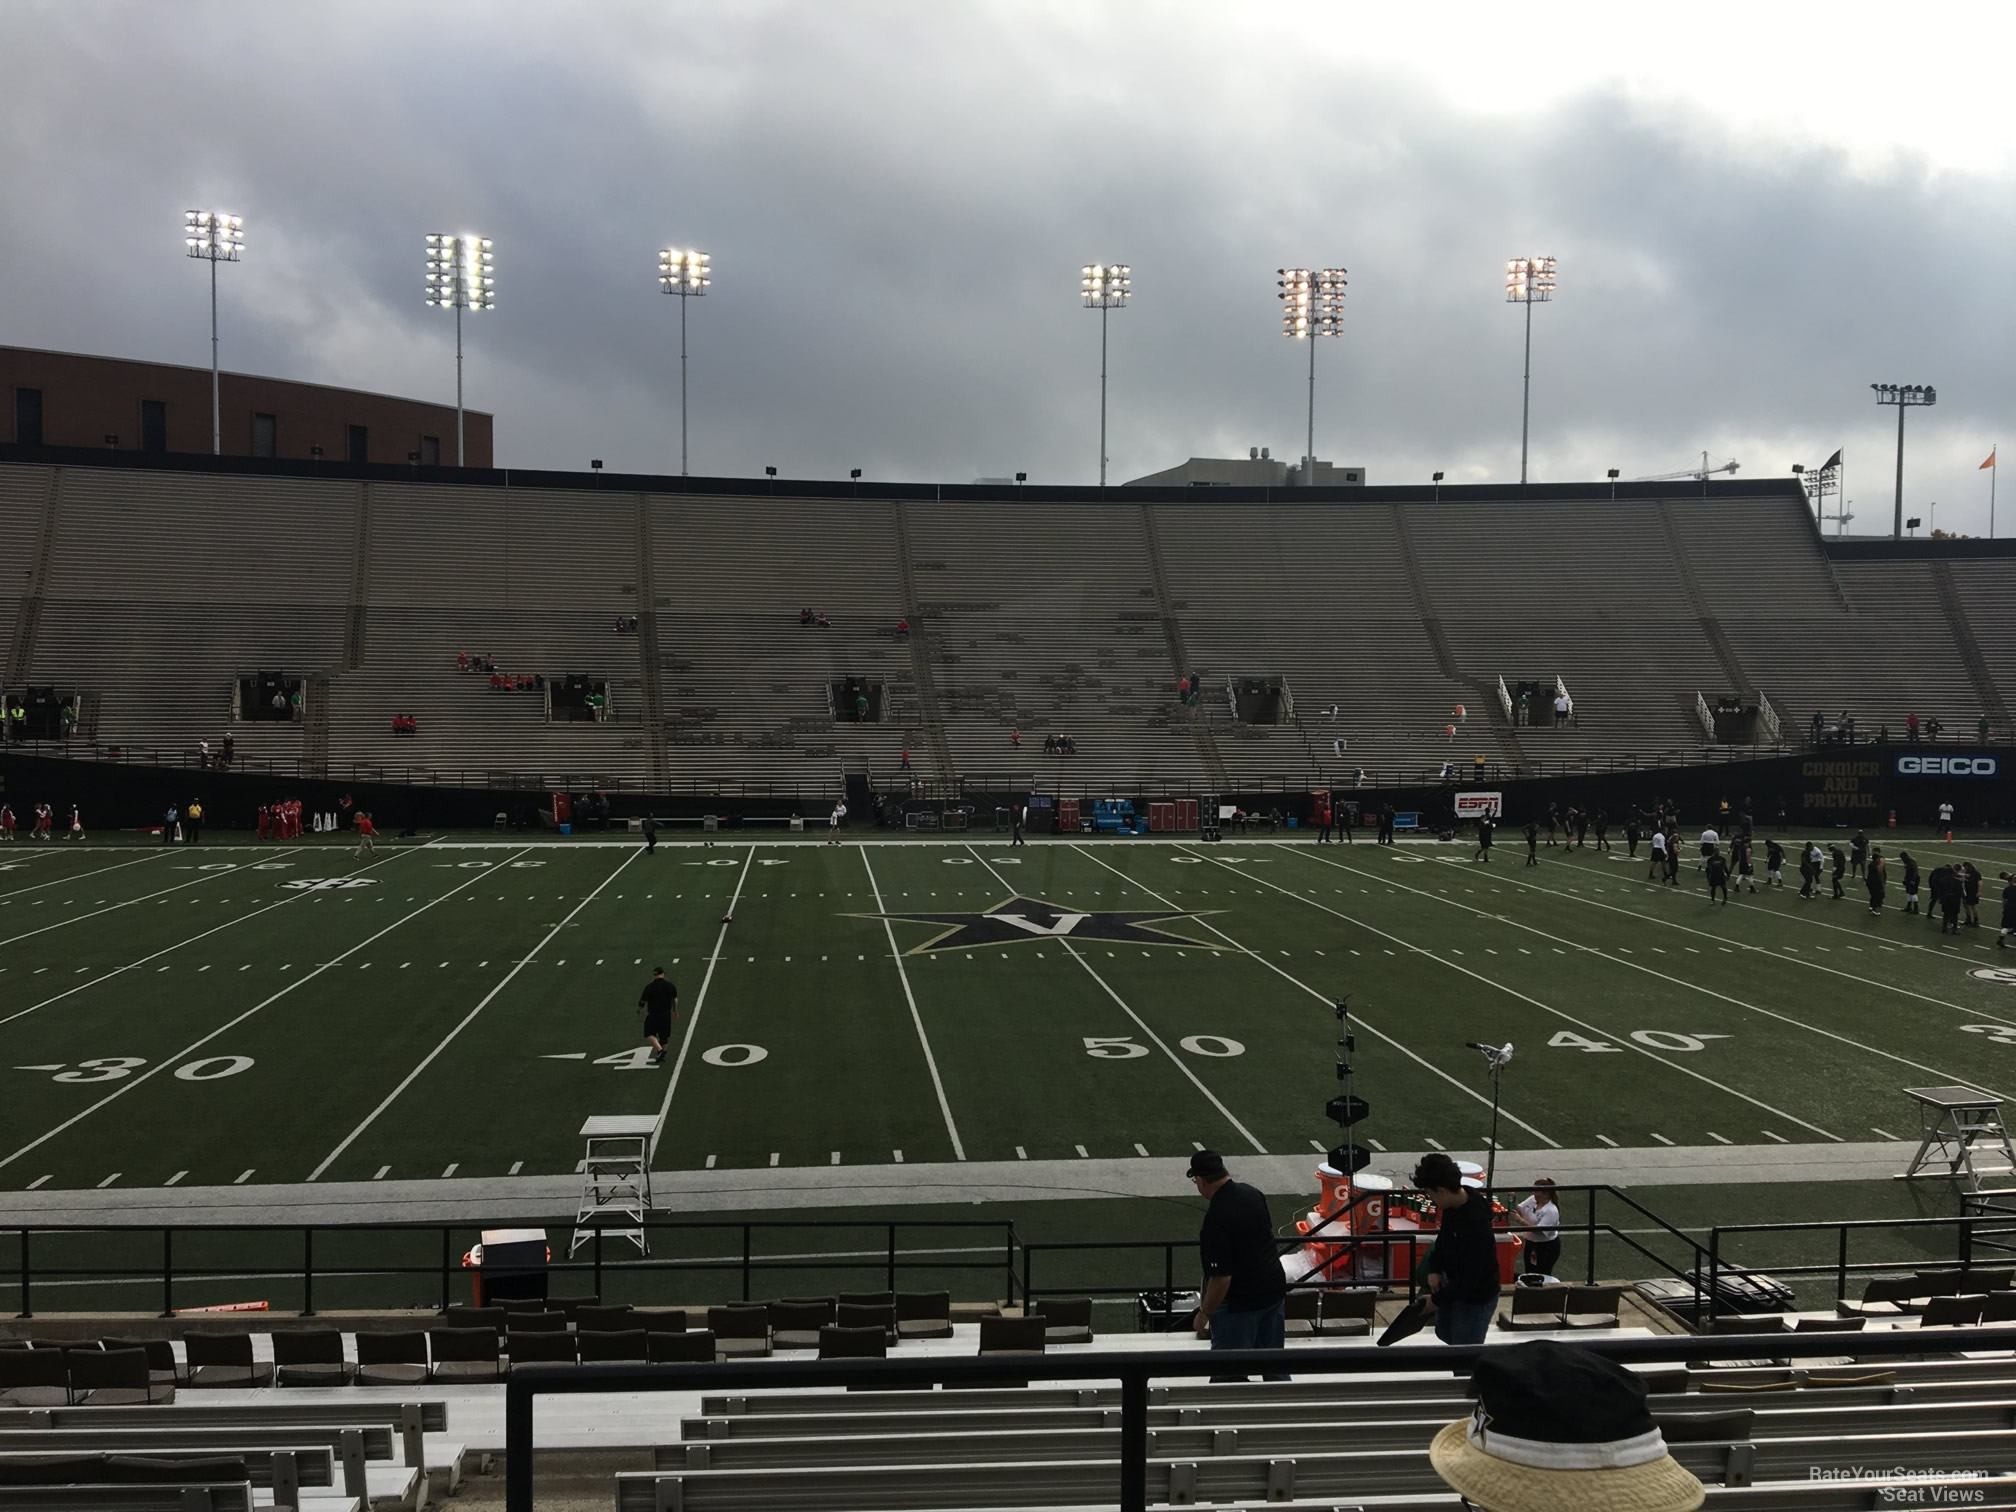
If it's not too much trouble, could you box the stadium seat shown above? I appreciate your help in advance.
[1564,1285,1624,1329]
[769,1300,837,1352]
[649,1330,716,1363]
[1500,1285,1569,1331]
[1839,1274,1922,1318]
[1652,1407,1755,1443]
[427,1327,503,1382]
[182,1334,273,1389]
[637,1309,688,1334]
[894,1291,953,1341]
[0,1347,68,1407]
[977,1316,1046,1356]
[505,1330,579,1367]
[551,1296,602,1320]
[1792,1316,1866,1334]
[707,1307,772,1359]
[99,1339,179,1393]
[64,1348,157,1407]
[1983,1291,2016,1323]
[504,1311,567,1333]
[269,1329,354,1387]
[1920,1295,1988,1328]
[496,1295,550,1313]
[354,1331,429,1387]
[1038,1298,1094,1347]
[817,1326,886,1360]
[1281,1290,1320,1338]
[1315,1288,1378,1337]
[1917,1267,2013,1294]
[577,1330,648,1364]
[836,1292,893,1310]
[572,1303,635,1332]
[443,1305,506,1331]
[835,1302,897,1346]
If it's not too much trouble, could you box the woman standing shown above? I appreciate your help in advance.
[1513,1179,1562,1278]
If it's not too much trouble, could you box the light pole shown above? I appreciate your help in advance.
[1277,267,1346,477]
[658,248,710,476]
[1505,256,1557,485]
[1080,264,1130,488]
[1870,383,1936,540]
[425,234,495,467]
[184,211,243,455]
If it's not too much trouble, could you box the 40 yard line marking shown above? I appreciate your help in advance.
[859,846,967,1160]
[0,849,534,1179]
[1070,844,1557,1148]
[309,847,638,1181]
[647,849,762,1160]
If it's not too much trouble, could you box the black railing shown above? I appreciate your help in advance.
[503,1326,2016,1512]
[1704,1206,2016,1320]
[5,1217,1017,1320]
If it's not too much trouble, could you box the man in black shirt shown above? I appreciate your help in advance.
[1414,1152,1501,1345]
[641,814,658,855]
[1187,1150,1289,1380]
[638,967,677,1066]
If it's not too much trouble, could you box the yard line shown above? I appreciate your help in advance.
[1762,1130,1789,1143]
[975,846,1263,1154]
[510,1161,524,1175]
[25,1175,50,1190]
[97,1173,119,1188]
[1596,1135,1619,1147]
[1016,1146,1028,1160]
[0,846,421,1030]
[0,850,169,901]
[0,850,534,1178]
[442,1163,459,1178]
[307,848,637,1181]
[0,847,311,952]
[647,849,761,1160]
[164,1171,186,1186]
[1071,844,1556,1147]
[1649,1133,1675,1146]
[1134,1143,1151,1157]
[1706,1133,1732,1145]
[1425,1137,1445,1150]
[1870,1127,1900,1141]
[1074,1144,1089,1158]
[234,1170,253,1184]
[858,847,967,1160]
[373,1166,390,1180]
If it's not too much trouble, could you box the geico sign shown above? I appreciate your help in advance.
[1896,755,1999,777]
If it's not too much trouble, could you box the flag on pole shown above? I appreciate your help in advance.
[1821,448,1842,469]
[1981,449,1997,470]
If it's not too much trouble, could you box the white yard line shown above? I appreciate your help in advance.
[1071,844,1558,1148]
[0,850,171,900]
[649,849,759,1162]
[860,847,967,1160]
[0,850,529,1176]
[309,848,634,1180]
[1232,846,1842,1142]
[970,844,1265,1154]
[0,847,312,950]
[0,847,420,1031]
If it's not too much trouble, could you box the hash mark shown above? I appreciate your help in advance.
[1074,1144,1089,1158]
[509,1161,524,1175]
[26,1175,51,1190]
[373,1166,390,1180]
[234,1170,253,1184]
[1761,1130,1789,1143]
[1871,1127,1901,1141]
[1133,1143,1150,1157]
[1649,1133,1675,1146]
[1596,1135,1619,1147]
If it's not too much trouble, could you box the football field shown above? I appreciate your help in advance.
[2,828,2015,1197]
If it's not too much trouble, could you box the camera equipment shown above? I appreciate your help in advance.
[1465,1040,1515,1186]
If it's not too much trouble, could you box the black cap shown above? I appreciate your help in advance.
[1185,1149,1226,1181]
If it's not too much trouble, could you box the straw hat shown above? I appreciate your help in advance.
[1428,1342,1704,1512]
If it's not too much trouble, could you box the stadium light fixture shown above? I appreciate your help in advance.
[1278,267,1347,478]
[424,233,495,467]
[658,248,710,476]
[1871,382,1936,540]
[1081,263,1130,487]
[185,210,244,456]
[1432,469,1444,502]
[1505,256,1557,485]
[1606,466,1620,501]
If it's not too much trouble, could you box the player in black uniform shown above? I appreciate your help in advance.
[1592,809,1611,852]
[1829,845,1847,899]
[1764,836,1785,888]
[1705,849,1729,905]
[1849,829,1868,879]
[1523,819,1539,867]
[1474,813,1495,863]
[1866,848,1887,916]
[1734,833,1756,893]
[1900,851,1921,913]
[638,967,678,1066]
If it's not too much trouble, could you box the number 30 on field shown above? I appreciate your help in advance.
[31,1056,255,1084]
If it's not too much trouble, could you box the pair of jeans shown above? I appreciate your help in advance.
[1433,1296,1498,1345]
[1208,1299,1289,1381]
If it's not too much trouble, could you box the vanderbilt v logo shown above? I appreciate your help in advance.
[848,894,1220,955]
[990,910,1090,937]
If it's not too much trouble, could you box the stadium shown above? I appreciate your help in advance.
[7,7,2016,1511]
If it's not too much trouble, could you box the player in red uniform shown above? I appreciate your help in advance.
[0,804,14,840]
[32,803,53,840]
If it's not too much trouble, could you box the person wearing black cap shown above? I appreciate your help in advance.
[1185,1150,1289,1380]
[1412,1151,1501,1345]
[1429,1340,1705,1511]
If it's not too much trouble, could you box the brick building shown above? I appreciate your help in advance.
[0,345,493,467]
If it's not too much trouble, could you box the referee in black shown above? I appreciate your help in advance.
[639,967,677,1067]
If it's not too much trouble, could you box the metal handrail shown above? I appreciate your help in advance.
[1705,1211,2016,1321]
[503,1326,2016,1512]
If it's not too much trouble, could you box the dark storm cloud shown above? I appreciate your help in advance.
[4,1,2010,530]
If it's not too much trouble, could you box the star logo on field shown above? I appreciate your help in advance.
[849,894,1220,955]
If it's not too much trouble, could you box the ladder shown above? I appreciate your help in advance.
[570,1115,659,1257]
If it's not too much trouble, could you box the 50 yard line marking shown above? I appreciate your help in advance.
[309,846,641,1180]
[860,847,966,1160]
[1071,844,1559,1148]
[968,844,1264,1154]
[650,849,763,1161]
[0,848,532,1177]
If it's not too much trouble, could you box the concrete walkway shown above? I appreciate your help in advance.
[0,1139,1920,1226]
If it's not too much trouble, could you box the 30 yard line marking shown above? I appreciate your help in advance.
[647,848,761,1160]
[309,847,638,1181]
[0,850,532,1179]
[980,845,1265,1153]
[860,846,967,1160]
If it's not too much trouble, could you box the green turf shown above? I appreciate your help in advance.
[4,831,2016,1189]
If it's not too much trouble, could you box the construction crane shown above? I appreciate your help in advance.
[1635,452,1740,482]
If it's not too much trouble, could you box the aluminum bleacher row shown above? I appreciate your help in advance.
[5,459,2012,795]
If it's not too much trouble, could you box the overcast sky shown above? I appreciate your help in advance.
[7,1,2014,535]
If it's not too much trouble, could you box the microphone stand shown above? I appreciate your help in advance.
[1466,1041,1513,1190]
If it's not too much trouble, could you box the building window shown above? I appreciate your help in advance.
[346,424,368,464]
[252,413,277,458]
[420,435,440,467]
[14,387,43,447]
[140,399,168,454]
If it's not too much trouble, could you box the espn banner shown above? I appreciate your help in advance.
[1454,790,1503,819]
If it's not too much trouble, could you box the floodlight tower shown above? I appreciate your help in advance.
[1080,263,1130,487]
[1277,267,1346,477]
[424,234,495,466]
[184,211,244,455]
[658,249,710,476]
[1505,256,1557,485]
[1870,383,1937,540]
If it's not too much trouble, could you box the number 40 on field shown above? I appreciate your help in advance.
[1549,1030,1730,1053]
